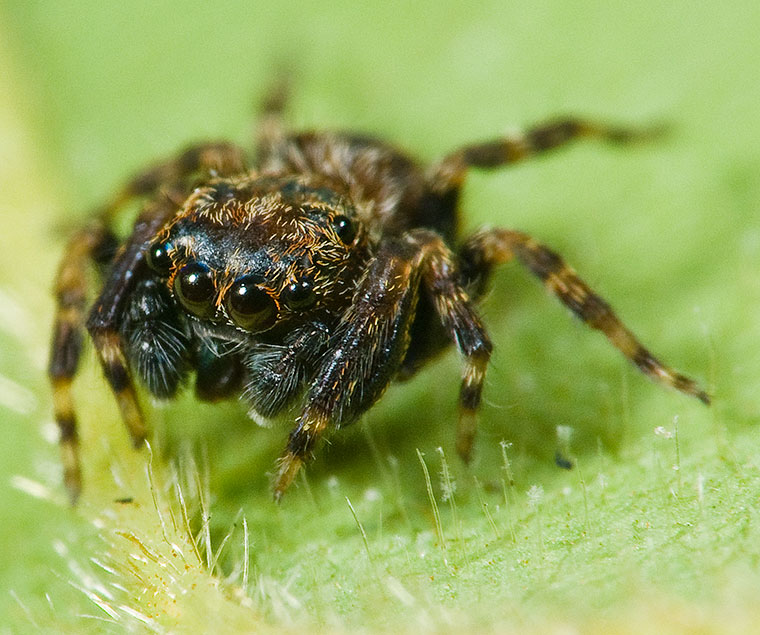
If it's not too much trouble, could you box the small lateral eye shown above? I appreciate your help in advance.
[226,276,277,332]
[146,240,173,276]
[332,215,357,245]
[282,279,317,311]
[174,262,216,318]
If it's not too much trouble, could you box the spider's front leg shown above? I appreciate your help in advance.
[49,195,178,502]
[273,230,491,500]
[49,221,115,501]
[86,196,185,450]
[459,228,710,403]
[105,141,246,214]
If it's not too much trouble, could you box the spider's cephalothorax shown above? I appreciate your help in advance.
[136,175,372,409]
[49,87,710,502]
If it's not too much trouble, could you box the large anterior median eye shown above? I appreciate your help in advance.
[226,275,277,332]
[174,262,216,318]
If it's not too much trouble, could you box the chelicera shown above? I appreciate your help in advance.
[49,85,709,502]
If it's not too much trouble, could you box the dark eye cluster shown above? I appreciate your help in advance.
[146,238,320,332]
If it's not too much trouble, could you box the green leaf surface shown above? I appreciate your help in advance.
[2,1,759,632]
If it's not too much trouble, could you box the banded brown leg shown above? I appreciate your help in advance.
[273,229,492,499]
[48,142,247,502]
[49,221,113,502]
[459,228,710,404]
[427,117,660,193]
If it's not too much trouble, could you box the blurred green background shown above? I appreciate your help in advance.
[2,0,760,631]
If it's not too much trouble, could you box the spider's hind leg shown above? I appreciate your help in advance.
[106,142,246,212]
[427,117,659,193]
[255,77,291,165]
[459,228,710,404]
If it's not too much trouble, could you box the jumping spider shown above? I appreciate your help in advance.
[49,86,709,503]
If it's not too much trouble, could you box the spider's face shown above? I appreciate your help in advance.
[144,175,369,336]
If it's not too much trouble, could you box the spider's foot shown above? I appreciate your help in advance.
[112,389,147,448]
[455,410,477,464]
[60,443,82,505]
[272,451,304,502]
[668,368,711,405]
[675,375,711,405]
[631,347,712,406]
[65,471,82,505]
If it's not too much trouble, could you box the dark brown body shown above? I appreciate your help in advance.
[49,87,709,502]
